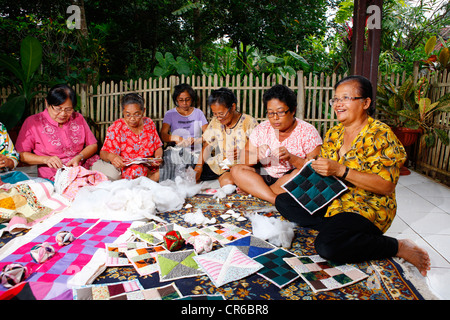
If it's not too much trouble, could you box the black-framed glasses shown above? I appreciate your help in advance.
[266,109,290,118]
[329,96,364,106]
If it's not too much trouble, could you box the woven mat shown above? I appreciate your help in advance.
[92,194,430,300]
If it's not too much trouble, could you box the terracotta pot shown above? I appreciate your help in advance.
[393,127,422,176]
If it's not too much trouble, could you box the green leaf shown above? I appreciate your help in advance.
[0,95,27,130]
[434,128,449,146]
[425,36,436,56]
[0,54,25,83]
[266,55,284,64]
[286,50,309,69]
[20,36,42,82]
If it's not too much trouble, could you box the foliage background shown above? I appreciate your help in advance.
[0,0,449,88]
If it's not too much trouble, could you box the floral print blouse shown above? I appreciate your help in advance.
[101,118,163,179]
[320,117,407,233]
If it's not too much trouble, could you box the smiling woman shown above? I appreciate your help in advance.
[230,84,322,204]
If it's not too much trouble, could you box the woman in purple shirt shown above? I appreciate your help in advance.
[15,84,99,181]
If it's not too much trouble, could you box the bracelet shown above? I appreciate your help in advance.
[78,153,84,161]
[341,166,350,180]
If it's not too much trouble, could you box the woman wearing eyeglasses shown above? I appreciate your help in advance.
[231,84,322,204]
[195,87,258,187]
[15,84,99,181]
[159,83,208,181]
[97,93,163,181]
[275,75,430,277]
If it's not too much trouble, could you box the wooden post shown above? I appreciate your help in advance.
[351,0,383,103]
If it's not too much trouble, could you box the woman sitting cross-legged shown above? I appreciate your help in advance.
[275,75,431,277]
[195,87,258,187]
[231,84,322,204]
[95,93,163,181]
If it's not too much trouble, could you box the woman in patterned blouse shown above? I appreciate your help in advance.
[0,122,19,172]
[275,75,431,277]
[231,84,322,204]
[99,93,163,181]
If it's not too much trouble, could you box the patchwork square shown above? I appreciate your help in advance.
[194,246,263,287]
[176,294,226,301]
[125,245,168,276]
[105,242,149,266]
[282,160,348,214]
[253,248,299,288]
[199,223,251,245]
[129,222,160,245]
[72,279,143,300]
[284,255,369,293]
[156,249,204,282]
[225,235,276,258]
[109,283,182,300]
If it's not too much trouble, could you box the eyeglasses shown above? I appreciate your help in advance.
[213,109,230,119]
[266,110,290,118]
[329,96,364,106]
[51,105,74,114]
[124,113,143,119]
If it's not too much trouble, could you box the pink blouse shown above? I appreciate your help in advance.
[249,119,322,178]
[15,109,99,180]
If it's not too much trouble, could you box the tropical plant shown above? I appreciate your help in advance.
[421,35,450,73]
[0,36,43,130]
[377,76,450,147]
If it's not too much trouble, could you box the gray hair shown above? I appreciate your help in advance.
[121,93,145,111]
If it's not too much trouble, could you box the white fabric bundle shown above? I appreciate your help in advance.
[246,211,296,248]
[65,176,202,221]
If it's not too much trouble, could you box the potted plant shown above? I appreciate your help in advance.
[377,76,450,174]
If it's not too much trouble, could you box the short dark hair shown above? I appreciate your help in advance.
[263,84,297,113]
[335,75,374,115]
[172,83,197,107]
[207,87,237,109]
[46,84,77,108]
[121,93,145,111]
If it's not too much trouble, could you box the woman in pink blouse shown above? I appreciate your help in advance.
[231,84,322,204]
[15,84,99,181]
[98,93,163,181]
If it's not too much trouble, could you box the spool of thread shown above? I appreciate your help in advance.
[30,242,55,264]
[55,230,75,246]
[0,263,30,288]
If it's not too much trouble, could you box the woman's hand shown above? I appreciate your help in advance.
[66,154,83,167]
[271,146,291,162]
[194,164,203,182]
[110,154,125,169]
[177,137,195,147]
[257,144,271,161]
[0,155,13,170]
[310,157,346,177]
[44,156,64,169]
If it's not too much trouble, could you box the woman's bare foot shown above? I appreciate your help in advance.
[396,239,431,277]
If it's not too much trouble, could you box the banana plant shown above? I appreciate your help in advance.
[0,36,43,130]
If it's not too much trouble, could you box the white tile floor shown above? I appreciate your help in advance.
[386,170,450,300]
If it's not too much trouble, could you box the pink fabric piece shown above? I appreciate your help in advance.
[58,166,108,201]
[249,119,323,178]
[15,109,99,180]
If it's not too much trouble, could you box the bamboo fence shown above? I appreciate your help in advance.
[1,70,449,184]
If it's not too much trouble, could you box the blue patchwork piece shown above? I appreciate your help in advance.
[282,161,348,214]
